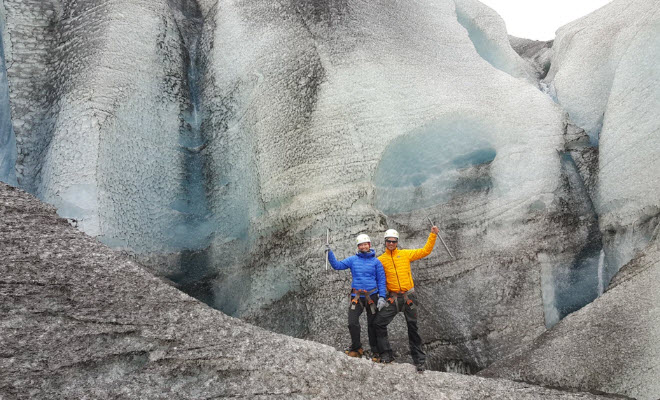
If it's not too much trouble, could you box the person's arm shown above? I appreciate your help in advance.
[407,228,439,261]
[327,250,352,270]
[375,259,387,297]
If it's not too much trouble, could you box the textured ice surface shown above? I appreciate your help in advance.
[544,0,660,144]
[0,0,577,368]
[2,0,202,252]
[546,246,603,326]
[455,0,536,84]
[482,237,660,400]
[541,150,603,328]
[597,10,660,278]
[509,36,553,80]
[1,182,620,400]
[546,0,660,280]
[194,0,570,368]
[374,119,496,214]
[515,0,660,325]
[3,0,654,374]
[0,12,16,186]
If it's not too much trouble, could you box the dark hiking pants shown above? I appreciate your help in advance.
[348,293,379,352]
[374,292,426,365]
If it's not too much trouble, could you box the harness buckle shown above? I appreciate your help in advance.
[350,288,378,313]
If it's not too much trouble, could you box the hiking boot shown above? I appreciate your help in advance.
[346,348,364,358]
[380,351,394,363]
[416,363,426,373]
[371,352,381,363]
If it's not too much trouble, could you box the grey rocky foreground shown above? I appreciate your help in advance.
[480,237,660,400]
[0,181,620,399]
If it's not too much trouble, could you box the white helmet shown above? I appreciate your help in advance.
[356,234,371,245]
[384,229,399,239]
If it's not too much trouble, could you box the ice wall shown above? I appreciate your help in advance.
[195,0,579,368]
[0,9,17,186]
[454,0,536,84]
[597,11,660,282]
[540,147,603,328]
[481,237,660,400]
[545,0,660,284]
[544,0,659,145]
[2,0,198,252]
[1,0,59,193]
[3,0,651,373]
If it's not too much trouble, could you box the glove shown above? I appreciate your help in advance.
[325,244,331,253]
[377,297,387,311]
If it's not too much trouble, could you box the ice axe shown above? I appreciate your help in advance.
[325,228,330,271]
[427,216,455,259]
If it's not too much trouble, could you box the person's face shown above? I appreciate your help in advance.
[357,242,371,252]
[385,237,398,251]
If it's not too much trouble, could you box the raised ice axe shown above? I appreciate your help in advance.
[427,216,455,259]
[325,228,330,271]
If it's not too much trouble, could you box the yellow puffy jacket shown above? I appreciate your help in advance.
[378,233,437,293]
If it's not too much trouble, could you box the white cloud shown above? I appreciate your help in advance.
[477,0,613,40]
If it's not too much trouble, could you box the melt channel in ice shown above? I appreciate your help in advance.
[0,10,17,186]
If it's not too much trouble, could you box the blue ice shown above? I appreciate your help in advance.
[374,119,496,214]
[554,245,603,322]
[0,17,17,186]
[167,49,213,251]
[455,8,519,79]
[543,152,604,327]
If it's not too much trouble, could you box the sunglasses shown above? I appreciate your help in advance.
[385,240,398,244]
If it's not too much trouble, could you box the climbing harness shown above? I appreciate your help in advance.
[350,288,378,314]
[387,287,416,312]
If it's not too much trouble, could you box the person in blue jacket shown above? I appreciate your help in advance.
[326,234,388,358]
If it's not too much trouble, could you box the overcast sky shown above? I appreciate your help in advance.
[477,0,613,40]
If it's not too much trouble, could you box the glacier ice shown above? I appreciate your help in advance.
[168,0,214,253]
[374,119,496,214]
[509,36,553,81]
[597,14,660,280]
[1,0,214,253]
[544,0,660,144]
[539,149,603,328]
[544,0,660,284]
[481,237,660,400]
[2,0,657,377]
[1,0,582,369]
[192,0,580,368]
[0,12,16,186]
[455,0,536,84]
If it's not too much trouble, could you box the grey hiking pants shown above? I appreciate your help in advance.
[374,292,426,365]
[348,293,379,352]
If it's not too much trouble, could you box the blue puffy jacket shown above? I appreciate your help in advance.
[328,249,387,297]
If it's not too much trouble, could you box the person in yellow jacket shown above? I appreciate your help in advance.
[374,226,439,372]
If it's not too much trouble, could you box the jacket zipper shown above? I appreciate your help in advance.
[390,250,402,291]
